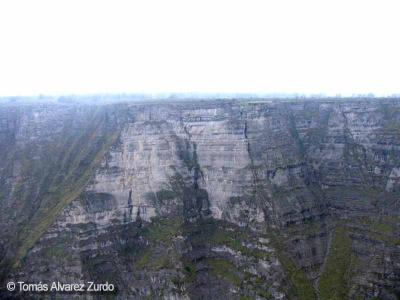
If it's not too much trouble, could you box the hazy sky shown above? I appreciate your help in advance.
[0,0,399,96]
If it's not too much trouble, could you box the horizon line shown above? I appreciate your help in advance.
[1,91,400,99]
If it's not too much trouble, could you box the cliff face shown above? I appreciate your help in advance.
[0,99,399,299]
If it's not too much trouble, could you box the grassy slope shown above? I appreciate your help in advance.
[12,107,120,267]
[319,226,356,300]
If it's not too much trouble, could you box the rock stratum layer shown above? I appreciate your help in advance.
[0,99,399,299]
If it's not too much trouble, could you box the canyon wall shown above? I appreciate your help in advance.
[0,99,399,299]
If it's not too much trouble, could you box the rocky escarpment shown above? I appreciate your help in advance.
[0,98,399,299]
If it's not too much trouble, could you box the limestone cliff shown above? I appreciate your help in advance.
[0,98,399,299]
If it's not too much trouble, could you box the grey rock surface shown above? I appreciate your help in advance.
[0,98,399,299]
